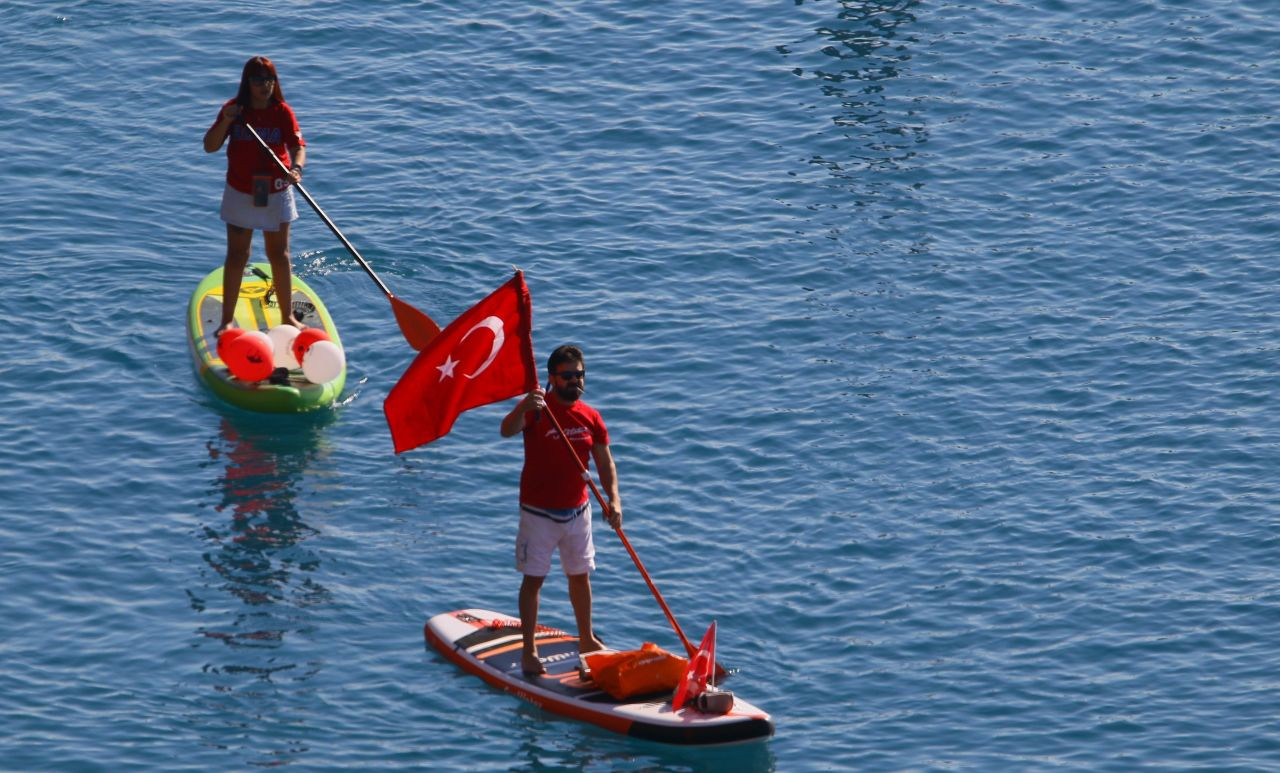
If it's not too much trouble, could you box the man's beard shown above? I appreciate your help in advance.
[553,382,583,403]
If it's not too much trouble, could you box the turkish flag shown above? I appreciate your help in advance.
[671,620,717,710]
[384,272,537,453]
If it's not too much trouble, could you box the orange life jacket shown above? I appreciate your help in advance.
[583,643,688,699]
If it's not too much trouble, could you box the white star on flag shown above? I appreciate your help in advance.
[383,270,535,454]
[436,355,459,381]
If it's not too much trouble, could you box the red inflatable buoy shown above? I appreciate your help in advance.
[224,331,274,382]
[216,327,247,361]
[291,328,331,367]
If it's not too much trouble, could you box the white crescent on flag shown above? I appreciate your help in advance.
[459,316,505,379]
[385,271,533,455]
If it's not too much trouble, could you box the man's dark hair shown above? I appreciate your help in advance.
[547,344,585,375]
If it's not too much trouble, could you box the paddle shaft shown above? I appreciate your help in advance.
[538,399,698,659]
[240,122,394,299]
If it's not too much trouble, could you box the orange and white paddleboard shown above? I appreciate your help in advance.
[424,608,774,745]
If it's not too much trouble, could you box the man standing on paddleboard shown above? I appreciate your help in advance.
[501,345,623,676]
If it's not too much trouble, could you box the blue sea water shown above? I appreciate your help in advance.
[3,0,1280,769]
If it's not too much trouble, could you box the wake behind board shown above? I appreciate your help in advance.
[425,608,774,745]
[187,262,345,413]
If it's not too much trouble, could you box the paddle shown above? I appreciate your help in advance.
[240,121,440,350]
[539,397,724,675]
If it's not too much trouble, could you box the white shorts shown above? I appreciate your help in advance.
[220,183,298,232]
[515,503,595,577]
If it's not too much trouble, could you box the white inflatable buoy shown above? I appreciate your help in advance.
[302,340,345,384]
[291,328,331,368]
[268,324,303,368]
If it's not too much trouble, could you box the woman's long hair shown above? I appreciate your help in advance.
[235,56,285,108]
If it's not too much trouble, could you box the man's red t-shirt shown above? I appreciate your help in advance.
[520,398,609,510]
[211,99,305,195]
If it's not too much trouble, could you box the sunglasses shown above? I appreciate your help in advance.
[249,76,276,85]
[554,370,585,380]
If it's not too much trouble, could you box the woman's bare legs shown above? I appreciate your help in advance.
[216,223,254,336]
[264,221,305,327]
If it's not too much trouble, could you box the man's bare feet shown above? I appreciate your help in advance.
[521,649,546,676]
[578,634,607,654]
[214,321,237,338]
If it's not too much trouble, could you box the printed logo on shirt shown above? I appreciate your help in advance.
[232,125,283,144]
[542,425,590,442]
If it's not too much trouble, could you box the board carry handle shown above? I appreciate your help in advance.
[240,121,440,350]
[249,265,277,307]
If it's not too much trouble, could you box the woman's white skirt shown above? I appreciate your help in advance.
[219,183,299,232]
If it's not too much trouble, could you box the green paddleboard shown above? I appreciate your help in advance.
[187,262,346,413]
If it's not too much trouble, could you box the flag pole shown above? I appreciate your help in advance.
[538,404,698,659]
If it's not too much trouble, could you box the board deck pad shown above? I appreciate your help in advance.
[425,608,774,745]
[187,262,345,413]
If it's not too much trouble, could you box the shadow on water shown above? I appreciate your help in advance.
[780,0,926,229]
[186,406,337,764]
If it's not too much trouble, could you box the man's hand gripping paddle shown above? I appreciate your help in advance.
[242,122,440,350]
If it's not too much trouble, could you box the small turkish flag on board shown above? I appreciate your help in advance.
[383,272,537,453]
[672,620,717,711]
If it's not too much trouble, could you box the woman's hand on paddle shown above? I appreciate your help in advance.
[204,103,242,152]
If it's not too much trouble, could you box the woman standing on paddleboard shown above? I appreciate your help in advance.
[203,56,307,335]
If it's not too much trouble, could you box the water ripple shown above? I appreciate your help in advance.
[4,0,1280,769]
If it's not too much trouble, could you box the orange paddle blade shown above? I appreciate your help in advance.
[390,295,441,350]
